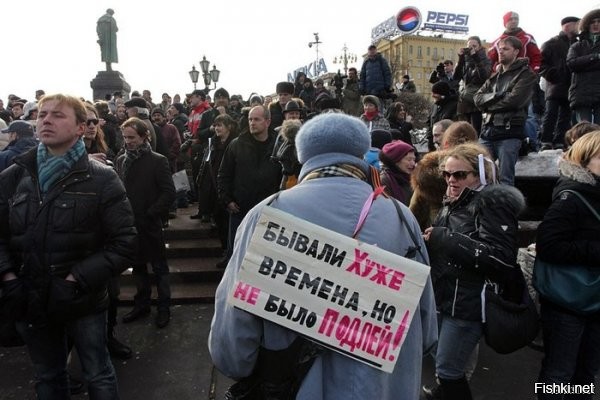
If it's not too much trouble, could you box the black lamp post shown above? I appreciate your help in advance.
[199,55,220,90]
[188,65,200,90]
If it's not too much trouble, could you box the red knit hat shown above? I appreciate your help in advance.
[503,11,519,27]
[382,140,414,163]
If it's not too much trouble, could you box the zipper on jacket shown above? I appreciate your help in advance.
[451,278,459,316]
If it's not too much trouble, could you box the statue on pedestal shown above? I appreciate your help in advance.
[97,8,118,71]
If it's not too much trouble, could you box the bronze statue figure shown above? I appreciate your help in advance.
[97,8,118,71]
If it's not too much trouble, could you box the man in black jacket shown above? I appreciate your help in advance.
[0,94,137,398]
[538,16,580,150]
[217,105,281,268]
[475,36,537,185]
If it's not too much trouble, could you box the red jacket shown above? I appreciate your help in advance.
[187,101,211,136]
[488,28,541,73]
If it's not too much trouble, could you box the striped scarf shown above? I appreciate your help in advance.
[36,138,86,194]
[118,141,152,181]
[301,163,366,182]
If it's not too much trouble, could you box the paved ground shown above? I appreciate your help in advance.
[0,304,595,400]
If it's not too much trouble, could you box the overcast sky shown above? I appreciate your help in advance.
[1,0,595,102]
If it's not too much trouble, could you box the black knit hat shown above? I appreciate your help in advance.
[276,82,294,95]
[431,81,450,97]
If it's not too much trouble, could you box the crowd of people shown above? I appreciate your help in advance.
[0,7,599,400]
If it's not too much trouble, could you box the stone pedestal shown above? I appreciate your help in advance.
[90,70,131,101]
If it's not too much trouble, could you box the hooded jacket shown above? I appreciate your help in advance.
[427,184,526,320]
[566,9,600,109]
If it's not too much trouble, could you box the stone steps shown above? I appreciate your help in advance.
[118,205,226,305]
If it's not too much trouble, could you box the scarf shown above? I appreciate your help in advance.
[118,141,152,181]
[37,138,86,194]
[381,166,410,203]
[363,110,379,121]
[301,163,366,182]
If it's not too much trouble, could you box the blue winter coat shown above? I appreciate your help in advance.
[359,54,392,96]
[209,153,437,400]
[0,137,37,173]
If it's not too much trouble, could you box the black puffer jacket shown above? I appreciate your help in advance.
[427,184,525,321]
[0,147,137,323]
[567,21,600,109]
[540,31,577,100]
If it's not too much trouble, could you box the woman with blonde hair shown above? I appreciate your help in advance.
[423,142,526,399]
[534,131,600,398]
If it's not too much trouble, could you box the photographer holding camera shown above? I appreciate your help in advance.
[429,60,460,95]
[453,36,492,134]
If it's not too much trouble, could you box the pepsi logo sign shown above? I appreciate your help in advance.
[396,7,422,34]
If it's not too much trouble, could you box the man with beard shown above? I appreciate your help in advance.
[475,36,537,185]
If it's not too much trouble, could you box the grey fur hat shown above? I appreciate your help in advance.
[296,113,370,164]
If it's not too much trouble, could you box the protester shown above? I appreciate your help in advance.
[0,93,136,398]
[0,120,37,172]
[567,9,600,124]
[534,132,600,399]
[209,112,437,399]
[116,117,176,329]
[360,95,391,131]
[423,143,525,399]
[379,140,416,205]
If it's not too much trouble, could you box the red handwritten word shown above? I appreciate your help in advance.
[345,249,406,291]
[233,282,260,305]
[318,308,410,361]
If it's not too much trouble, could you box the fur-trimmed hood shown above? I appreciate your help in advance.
[579,9,600,34]
[558,158,599,186]
[410,150,447,203]
[470,184,526,217]
[280,119,302,143]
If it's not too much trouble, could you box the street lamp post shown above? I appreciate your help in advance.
[333,43,357,76]
[200,55,220,90]
[188,65,199,90]
[189,56,220,91]
[308,33,322,78]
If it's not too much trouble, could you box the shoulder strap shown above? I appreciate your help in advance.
[390,198,425,260]
[559,189,600,222]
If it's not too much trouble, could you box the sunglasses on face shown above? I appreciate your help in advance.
[86,119,99,126]
[441,170,474,180]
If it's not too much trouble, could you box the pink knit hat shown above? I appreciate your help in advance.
[381,140,414,163]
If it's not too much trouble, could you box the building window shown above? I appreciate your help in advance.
[417,72,422,79]
[433,48,438,59]
[409,45,413,55]
[417,46,422,57]
[427,47,430,56]
[441,48,445,58]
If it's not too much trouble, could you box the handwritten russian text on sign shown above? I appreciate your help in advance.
[228,206,430,373]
